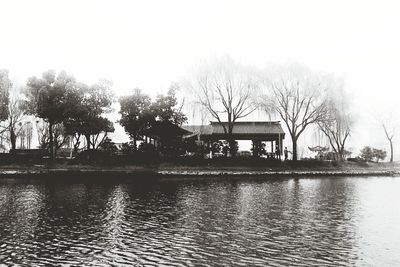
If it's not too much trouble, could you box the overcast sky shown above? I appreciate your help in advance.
[1,0,399,158]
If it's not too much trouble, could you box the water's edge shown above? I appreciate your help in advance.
[1,168,399,179]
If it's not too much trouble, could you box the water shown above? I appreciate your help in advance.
[0,176,399,266]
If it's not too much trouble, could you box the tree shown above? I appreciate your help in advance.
[151,84,187,125]
[64,80,114,151]
[119,88,153,150]
[261,63,328,160]
[0,71,26,152]
[373,148,387,162]
[382,123,394,162]
[119,85,187,151]
[24,70,77,158]
[0,69,10,123]
[185,56,258,155]
[317,80,352,161]
[35,119,50,149]
[360,146,374,162]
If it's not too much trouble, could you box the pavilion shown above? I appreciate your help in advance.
[182,121,285,157]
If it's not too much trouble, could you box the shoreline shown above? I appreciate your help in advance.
[1,165,399,179]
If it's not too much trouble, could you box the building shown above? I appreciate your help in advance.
[182,121,285,157]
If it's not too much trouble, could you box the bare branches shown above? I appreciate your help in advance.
[186,57,258,148]
[261,63,329,160]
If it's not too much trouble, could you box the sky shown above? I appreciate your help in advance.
[1,0,399,159]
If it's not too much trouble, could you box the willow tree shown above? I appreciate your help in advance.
[261,64,328,161]
[185,56,258,155]
[317,80,352,161]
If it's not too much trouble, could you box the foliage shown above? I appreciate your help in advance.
[98,137,118,153]
[138,142,157,154]
[150,84,187,125]
[372,148,387,162]
[251,140,266,157]
[64,80,114,150]
[24,70,77,157]
[360,146,374,162]
[119,85,187,151]
[360,146,387,162]
[119,88,153,149]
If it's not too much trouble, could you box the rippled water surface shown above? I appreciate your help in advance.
[1,176,400,266]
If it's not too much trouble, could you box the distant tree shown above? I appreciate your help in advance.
[372,148,387,162]
[35,119,50,149]
[360,146,374,162]
[0,71,25,152]
[119,88,153,150]
[0,69,10,123]
[251,140,266,157]
[24,70,77,158]
[211,141,223,154]
[318,79,352,161]
[98,137,118,153]
[25,121,33,149]
[381,121,395,163]
[185,56,258,156]
[261,63,328,160]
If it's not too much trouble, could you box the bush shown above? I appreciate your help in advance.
[360,146,387,162]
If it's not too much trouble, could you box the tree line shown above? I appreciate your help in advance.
[0,57,396,162]
[185,57,395,162]
[0,69,186,159]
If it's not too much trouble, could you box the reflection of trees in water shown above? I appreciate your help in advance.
[28,183,112,263]
[0,183,46,264]
[283,178,359,265]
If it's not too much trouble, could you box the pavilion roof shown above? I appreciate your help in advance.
[142,121,191,138]
[182,121,285,136]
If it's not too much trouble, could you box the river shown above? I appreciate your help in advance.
[0,176,399,266]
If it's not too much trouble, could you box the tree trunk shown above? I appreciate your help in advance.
[390,140,393,162]
[10,127,16,152]
[49,121,54,159]
[85,134,91,150]
[292,137,298,161]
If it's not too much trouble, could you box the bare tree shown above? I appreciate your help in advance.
[317,79,352,161]
[36,119,50,149]
[381,121,395,163]
[185,56,259,155]
[261,63,328,160]
[0,83,25,152]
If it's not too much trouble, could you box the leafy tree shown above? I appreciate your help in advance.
[24,70,77,158]
[64,80,114,151]
[151,84,187,125]
[372,148,387,162]
[119,85,187,151]
[119,88,153,150]
[360,146,374,162]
